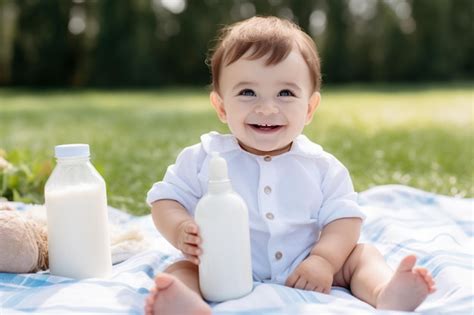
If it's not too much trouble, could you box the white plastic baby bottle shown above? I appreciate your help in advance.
[44,144,112,279]
[194,152,253,302]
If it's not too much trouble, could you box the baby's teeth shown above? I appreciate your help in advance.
[255,123,277,127]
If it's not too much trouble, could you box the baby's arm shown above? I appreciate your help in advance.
[151,199,202,265]
[285,217,362,293]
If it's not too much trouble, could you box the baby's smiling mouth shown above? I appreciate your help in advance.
[248,123,284,132]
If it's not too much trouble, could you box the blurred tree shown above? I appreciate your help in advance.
[0,0,472,87]
[411,0,450,80]
[92,0,159,86]
[452,0,474,79]
[0,0,18,85]
[11,0,72,86]
[323,0,352,82]
[155,0,230,86]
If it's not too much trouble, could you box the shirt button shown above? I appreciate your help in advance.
[275,251,283,260]
[264,155,272,162]
[265,212,274,220]
[264,186,272,194]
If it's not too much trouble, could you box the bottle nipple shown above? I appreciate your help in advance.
[209,152,228,182]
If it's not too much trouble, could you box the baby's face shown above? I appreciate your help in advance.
[211,49,319,156]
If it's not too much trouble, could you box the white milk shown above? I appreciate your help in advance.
[45,144,112,279]
[195,152,253,302]
[45,185,112,279]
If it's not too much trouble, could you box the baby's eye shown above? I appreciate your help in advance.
[238,89,256,97]
[278,89,295,97]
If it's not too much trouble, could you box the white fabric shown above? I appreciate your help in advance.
[147,132,366,284]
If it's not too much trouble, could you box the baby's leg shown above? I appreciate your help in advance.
[144,260,211,315]
[332,244,436,311]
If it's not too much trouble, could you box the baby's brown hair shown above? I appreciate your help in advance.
[208,16,321,93]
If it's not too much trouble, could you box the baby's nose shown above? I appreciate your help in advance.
[255,100,279,115]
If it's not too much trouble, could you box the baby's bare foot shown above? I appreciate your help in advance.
[144,273,211,315]
[376,255,436,311]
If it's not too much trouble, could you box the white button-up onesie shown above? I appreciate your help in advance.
[147,132,365,284]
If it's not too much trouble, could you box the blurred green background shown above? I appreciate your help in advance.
[0,0,473,215]
[0,0,472,86]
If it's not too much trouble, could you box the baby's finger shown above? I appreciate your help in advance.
[314,286,324,293]
[294,278,307,290]
[304,282,317,291]
[184,254,200,265]
[285,274,299,288]
[184,222,199,234]
[182,244,201,256]
[185,233,201,245]
[322,287,331,294]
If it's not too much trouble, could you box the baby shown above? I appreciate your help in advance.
[144,16,436,315]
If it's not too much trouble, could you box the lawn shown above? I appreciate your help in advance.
[0,83,472,215]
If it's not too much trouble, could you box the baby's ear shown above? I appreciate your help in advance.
[305,92,321,124]
[210,91,227,123]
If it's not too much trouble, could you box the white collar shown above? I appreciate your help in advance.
[201,131,323,158]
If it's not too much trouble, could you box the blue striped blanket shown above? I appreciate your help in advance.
[1,185,473,314]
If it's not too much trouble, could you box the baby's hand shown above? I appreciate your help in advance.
[176,219,202,265]
[285,255,334,294]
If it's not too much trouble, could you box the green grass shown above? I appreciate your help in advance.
[0,83,472,215]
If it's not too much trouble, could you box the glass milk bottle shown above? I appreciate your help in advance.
[45,144,112,279]
[195,152,253,302]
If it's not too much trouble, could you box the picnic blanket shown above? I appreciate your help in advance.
[0,185,473,314]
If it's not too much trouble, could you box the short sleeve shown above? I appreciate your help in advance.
[146,144,205,214]
[317,158,365,227]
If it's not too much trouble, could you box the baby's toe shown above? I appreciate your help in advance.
[415,269,434,284]
[145,296,156,315]
[145,296,153,308]
[425,274,435,284]
[414,267,427,275]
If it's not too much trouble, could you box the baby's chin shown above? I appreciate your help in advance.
[237,139,292,156]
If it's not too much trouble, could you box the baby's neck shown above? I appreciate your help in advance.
[237,141,292,157]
